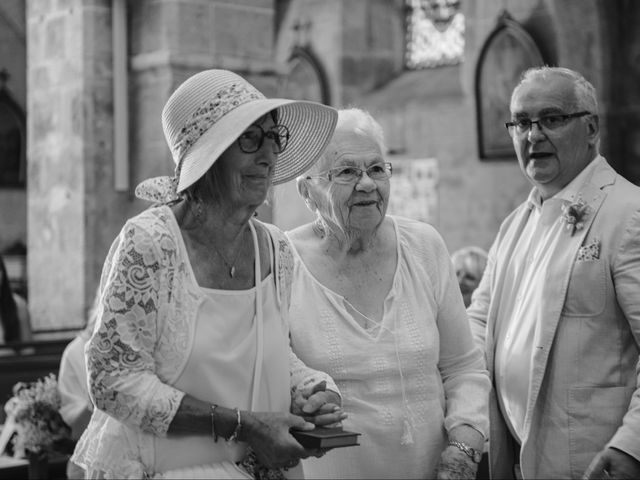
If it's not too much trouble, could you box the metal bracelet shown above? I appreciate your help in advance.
[210,404,219,442]
[448,439,482,464]
[228,407,242,442]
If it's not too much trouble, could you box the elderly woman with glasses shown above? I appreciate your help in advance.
[71,69,346,479]
[286,108,490,479]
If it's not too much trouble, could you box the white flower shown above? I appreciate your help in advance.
[561,199,590,236]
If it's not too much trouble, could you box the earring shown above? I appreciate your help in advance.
[195,197,204,221]
[312,217,326,238]
[188,193,203,222]
[305,199,317,212]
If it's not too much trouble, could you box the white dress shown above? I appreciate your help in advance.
[288,216,490,479]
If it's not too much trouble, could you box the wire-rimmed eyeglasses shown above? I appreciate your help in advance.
[505,111,591,136]
[238,124,291,154]
[307,162,393,184]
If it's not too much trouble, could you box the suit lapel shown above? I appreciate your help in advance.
[523,160,615,439]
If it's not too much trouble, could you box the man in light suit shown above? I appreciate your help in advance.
[468,67,640,479]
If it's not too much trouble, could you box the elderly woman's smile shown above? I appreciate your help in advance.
[350,196,379,207]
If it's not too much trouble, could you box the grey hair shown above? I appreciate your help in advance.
[305,107,387,176]
[512,66,598,114]
[298,108,387,246]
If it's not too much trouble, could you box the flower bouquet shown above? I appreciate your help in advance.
[2,373,74,460]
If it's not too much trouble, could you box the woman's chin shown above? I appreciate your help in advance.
[348,209,385,230]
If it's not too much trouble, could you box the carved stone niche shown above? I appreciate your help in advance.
[475,12,546,160]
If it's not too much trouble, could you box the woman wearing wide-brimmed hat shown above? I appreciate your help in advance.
[71,69,343,479]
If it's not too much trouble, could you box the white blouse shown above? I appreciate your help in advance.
[72,206,336,478]
[288,216,490,479]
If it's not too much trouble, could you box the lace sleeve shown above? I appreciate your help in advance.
[87,220,185,437]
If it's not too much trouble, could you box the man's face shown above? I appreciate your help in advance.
[509,75,598,199]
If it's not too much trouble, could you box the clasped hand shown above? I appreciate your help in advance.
[244,381,346,469]
[291,380,346,427]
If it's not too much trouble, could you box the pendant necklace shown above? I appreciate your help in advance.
[210,227,247,278]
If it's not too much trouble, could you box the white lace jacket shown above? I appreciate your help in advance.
[72,206,336,478]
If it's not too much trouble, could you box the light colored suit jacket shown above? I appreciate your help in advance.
[468,158,640,479]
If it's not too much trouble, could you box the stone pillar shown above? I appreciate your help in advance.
[27,0,114,334]
[26,0,280,334]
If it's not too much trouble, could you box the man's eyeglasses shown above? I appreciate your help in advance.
[505,111,591,136]
[308,162,393,184]
[238,124,290,154]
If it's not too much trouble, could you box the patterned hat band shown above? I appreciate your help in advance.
[172,83,264,164]
[134,69,338,205]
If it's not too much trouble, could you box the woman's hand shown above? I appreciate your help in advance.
[291,380,347,427]
[241,411,314,469]
[435,425,484,480]
[435,447,478,480]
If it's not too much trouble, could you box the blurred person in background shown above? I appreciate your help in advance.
[58,289,100,479]
[59,290,100,441]
[0,254,31,345]
[451,246,488,308]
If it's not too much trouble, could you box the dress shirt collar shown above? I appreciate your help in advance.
[526,155,604,210]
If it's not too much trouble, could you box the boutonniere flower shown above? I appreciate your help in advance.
[561,198,590,235]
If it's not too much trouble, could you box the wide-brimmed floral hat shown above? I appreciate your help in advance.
[135,69,337,203]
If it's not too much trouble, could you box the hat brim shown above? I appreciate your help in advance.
[177,99,337,192]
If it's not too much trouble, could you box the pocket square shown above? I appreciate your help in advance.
[577,238,600,261]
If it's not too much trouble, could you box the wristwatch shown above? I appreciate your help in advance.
[448,440,482,464]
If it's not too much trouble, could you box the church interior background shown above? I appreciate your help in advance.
[0,0,639,336]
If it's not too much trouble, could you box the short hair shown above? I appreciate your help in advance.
[451,246,488,280]
[306,107,387,175]
[512,66,598,114]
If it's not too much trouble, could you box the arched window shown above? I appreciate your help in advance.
[0,71,26,187]
[475,12,546,159]
[405,0,465,69]
[277,47,330,104]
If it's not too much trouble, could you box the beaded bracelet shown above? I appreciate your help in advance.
[210,404,219,442]
[229,407,242,442]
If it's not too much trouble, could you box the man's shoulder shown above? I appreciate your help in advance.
[608,173,640,200]
[598,172,640,219]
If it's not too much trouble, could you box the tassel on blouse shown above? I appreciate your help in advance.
[401,418,414,445]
